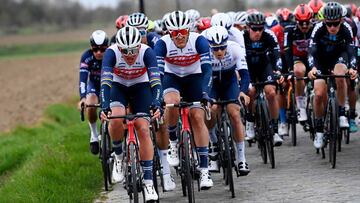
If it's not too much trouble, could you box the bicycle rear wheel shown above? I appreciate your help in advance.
[289,91,297,146]
[222,121,235,198]
[101,122,111,191]
[329,100,337,169]
[129,143,139,203]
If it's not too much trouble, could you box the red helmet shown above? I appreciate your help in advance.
[196,17,211,32]
[350,3,357,16]
[356,7,360,19]
[294,4,313,21]
[276,8,293,22]
[115,15,128,29]
[307,0,324,14]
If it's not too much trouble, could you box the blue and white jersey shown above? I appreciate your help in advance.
[155,32,211,77]
[146,32,161,49]
[79,49,102,99]
[228,27,246,56]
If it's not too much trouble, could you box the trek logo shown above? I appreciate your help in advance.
[165,54,200,66]
[113,67,147,79]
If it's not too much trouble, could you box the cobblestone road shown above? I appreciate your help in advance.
[96,126,360,203]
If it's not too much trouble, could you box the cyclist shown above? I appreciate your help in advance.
[126,12,160,49]
[110,15,128,44]
[203,26,250,175]
[185,9,201,32]
[308,2,358,149]
[127,12,176,191]
[195,17,211,33]
[233,11,248,32]
[78,30,109,155]
[154,10,214,190]
[308,0,325,23]
[284,4,314,124]
[243,12,284,146]
[100,26,162,201]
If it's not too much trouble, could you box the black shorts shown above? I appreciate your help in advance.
[293,56,311,73]
[315,52,348,75]
[248,61,275,83]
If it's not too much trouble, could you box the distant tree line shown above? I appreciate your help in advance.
[0,0,135,35]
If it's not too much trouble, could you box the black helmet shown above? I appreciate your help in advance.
[323,2,343,20]
[90,30,109,46]
[246,12,266,26]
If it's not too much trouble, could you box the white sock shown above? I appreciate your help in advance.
[159,149,171,175]
[89,122,98,142]
[143,179,153,185]
[236,141,246,163]
[296,96,304,109]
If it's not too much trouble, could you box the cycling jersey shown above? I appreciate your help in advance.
[155,32,212,98]
[284,25,313,69]
[146,32,161,49]
[79,49,102,99]
[100,43,162,110]
[308,21,357,72]
[209,41,250,94]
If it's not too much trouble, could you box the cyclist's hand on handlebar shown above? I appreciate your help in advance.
[150,101,163,119]
[348,68,358,80]
[201,92,214,107]
[239,92,250,106]
[308,68,317,80]
[274,71,284,84]
[78,98,86,111]
[100,108,111,122]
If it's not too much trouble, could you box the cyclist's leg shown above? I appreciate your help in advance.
[347,79,358,132]
[245,86,256,140]
[163,73,181,167]
[313,78,327,148]
[294,60,308,122]
[109,82,128,183]
[86,80,100,154]
[333,57,349,127]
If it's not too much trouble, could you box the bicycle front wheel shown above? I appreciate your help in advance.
[129,143,139,203]
[183,131,195,203]
[101,122,110,191]
[329,99,337,169]
[222,121,235,198]
[261,103,275,169]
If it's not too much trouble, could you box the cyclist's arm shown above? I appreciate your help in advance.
[195,35,213,95]
[79,51,90,100]
[154,39,167,77]
[144,48,163,104]
[344,22,358,70]
[266,30,283,72]
[308,22,322,69]
[100,49,116,110]
[233,43,250,94]
[283,27,294,69]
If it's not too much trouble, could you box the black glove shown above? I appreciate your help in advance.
[151,100,164,116]
[99,107,111,120]
[201,92,214,106]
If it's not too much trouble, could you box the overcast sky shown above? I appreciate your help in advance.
[69,0,121,10]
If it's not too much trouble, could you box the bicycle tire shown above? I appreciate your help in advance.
[290,91,297,146]
[222,120,235,198]
[183,131,195,203]
[262,104,275,169]
[101,122,110,191]
[338,129,343,152]
[129,143,139,203]
[256,103,267,164]
[329,99,337,169]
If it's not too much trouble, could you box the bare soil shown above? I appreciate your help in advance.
[0,52,80,132]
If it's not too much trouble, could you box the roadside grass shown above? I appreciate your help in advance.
[0,103,102,202]
[0,41,88,59]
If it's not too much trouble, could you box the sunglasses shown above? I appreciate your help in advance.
[250,26,264,32]
[170,29,189,38]
[92,46,107,53]
[210,45,227,51]
[297,21,310,27]
[120,47,140,56]
[325,21,341,27]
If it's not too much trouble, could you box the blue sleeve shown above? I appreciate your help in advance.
[146,32,161,49]
[237,69,250,94]
[154,39,167,76]
[144,48,163,104]
[100,49,116,110]
[79,50,90,99]
[195,35,212,95]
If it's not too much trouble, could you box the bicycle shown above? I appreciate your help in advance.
[212,99,241,198]
[107,113,154,203]
[315,74,350,169]
[165,101,209,203]
[251,80,277,169]
[80,103,113,191]
[283,73,298,146]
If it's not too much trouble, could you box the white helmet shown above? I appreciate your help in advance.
[211,12,233,30]
[205,25,229,45]
[127,12,149,28]
[341,4,348,17]
[90,30,109,46]
[116,26,141,49]
[185,9,201,22]
[233,11,248,25]
[227,11,236,23]
[165,10,190,30]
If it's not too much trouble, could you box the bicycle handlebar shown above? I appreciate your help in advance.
[80,103,101,122]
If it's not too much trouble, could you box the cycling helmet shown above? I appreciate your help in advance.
[294,4,313,21]
[161,12,171,31]
[227,11,236,23]
[350,4,357,16]
[211,12,233,30]
[90,30,109,46]
[116,26,142,49]
[115,15,128,29]
[205,26,229,45]
[165,10,190,30]
[127,12,149,28]
[343,5,351,18]
[308,0,325,14]
[196,17,211,32]
[147,20,155,31]
[247,12,266,26]
[234,11,248,26]
[185,9,201,22]
[356,7,360,20]
[323,2,343,20]
[317,5,325,20]
[276,8,294,22]
[265,16,279,28]
[153,19,163,34]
